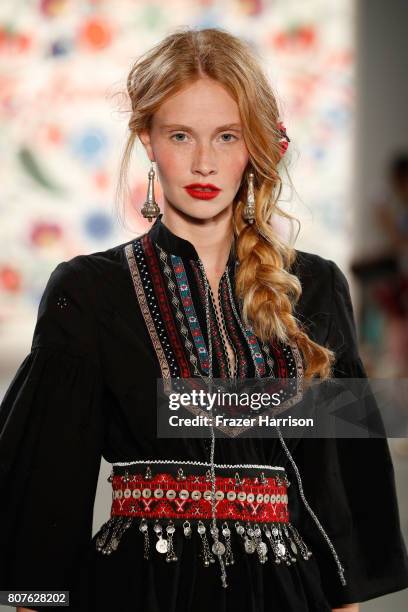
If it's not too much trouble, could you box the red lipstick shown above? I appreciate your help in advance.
[184,183,221,200]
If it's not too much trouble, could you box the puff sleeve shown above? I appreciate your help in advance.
[291,260,408,608]
[0,259,105,611]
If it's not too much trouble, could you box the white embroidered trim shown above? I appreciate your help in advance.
[111,458,285,471]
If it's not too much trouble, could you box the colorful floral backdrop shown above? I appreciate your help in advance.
[0,0,353,352]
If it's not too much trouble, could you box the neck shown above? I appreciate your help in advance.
[161,205,234,278]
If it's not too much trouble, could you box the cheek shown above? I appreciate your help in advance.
[226,149,249,183]
[154,148,185,184]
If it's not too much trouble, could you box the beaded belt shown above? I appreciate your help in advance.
[94,460,312,569]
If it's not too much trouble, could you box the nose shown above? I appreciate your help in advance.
[191,142,217,176]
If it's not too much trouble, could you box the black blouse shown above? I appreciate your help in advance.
[1,213,407,612]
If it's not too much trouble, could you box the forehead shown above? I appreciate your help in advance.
[153,78,241,127]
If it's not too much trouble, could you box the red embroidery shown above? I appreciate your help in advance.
[143,235,192,377]
[272,341,289,378]
[111,472,289,523]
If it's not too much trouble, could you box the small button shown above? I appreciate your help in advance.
[142,488,152,498]
[226,491,236,501]
[246,493,255,503]
[191,490,201,500]
[179,489,189,500]
[132,489,141,499]
[237,491,246,501]
[154,488,164,499]
[124,488,132,498]
[166,489,176,500]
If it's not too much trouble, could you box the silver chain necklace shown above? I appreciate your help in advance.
[197,258,229,587]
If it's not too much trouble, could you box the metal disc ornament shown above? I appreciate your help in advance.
[244,539,256,554]
[156,538,168,554]
[212,541,226,555]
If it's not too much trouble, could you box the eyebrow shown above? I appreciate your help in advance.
[160,123,242,132]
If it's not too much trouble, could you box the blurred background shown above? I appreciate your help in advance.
[0,1,407,609]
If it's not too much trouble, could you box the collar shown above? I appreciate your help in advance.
[147,213,237,268]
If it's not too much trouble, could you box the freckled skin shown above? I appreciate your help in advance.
[138,76,250,224]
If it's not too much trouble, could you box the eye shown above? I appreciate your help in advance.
[220,133,238,142]
[170,132,188,142]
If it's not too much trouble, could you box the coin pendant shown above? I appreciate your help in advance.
[244,539,256,554]
[156,538,168,554]
[212,541,226,555]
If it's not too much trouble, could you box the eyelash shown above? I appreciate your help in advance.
[170,132,238,143]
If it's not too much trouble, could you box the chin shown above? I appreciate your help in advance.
[166,198,232,221]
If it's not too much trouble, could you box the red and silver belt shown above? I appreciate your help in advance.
[94,459,312,571]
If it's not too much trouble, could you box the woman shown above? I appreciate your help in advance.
[1,27,408,612]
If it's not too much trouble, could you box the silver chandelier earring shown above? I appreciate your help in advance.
[242,170,255,224]
[141,161,161,222]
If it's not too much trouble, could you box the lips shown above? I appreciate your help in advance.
[184,183,221,200]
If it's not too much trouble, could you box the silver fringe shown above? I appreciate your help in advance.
[95,515,313,571]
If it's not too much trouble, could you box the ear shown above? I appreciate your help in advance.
[138,129,155,162]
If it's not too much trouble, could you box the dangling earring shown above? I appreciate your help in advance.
[141,161,161,222]
[242,170,255,224]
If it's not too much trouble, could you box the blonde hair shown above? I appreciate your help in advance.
[116,26,335,379]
